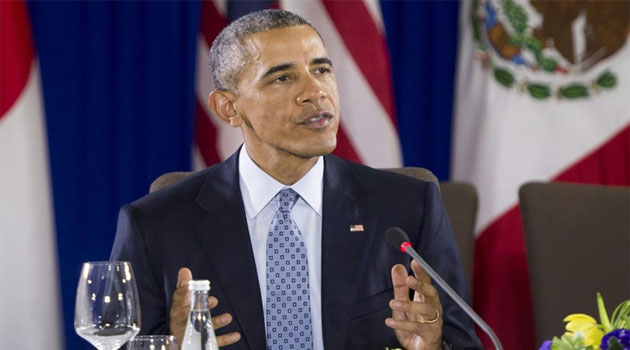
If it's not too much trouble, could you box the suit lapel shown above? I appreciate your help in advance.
[320,156,378,348]
[193,152,266,350]
[190,153,377,349]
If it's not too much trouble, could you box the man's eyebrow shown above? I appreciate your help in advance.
[262,63,294,79]
[312,57,333,66]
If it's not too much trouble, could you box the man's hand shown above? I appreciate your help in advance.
[385,260,443,350]
[170,267,242,347]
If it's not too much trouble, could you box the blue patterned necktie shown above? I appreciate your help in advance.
[265,188,313,350]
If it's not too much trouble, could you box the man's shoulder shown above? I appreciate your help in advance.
[130,157,236,212]
[325,154,435,192]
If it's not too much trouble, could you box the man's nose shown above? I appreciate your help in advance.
[296,75,327,105]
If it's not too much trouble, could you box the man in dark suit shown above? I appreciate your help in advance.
[111,9,481,350]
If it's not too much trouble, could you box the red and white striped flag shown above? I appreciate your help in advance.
[193,0,402,170]
[0,1,63,348]
[453,1,630,348]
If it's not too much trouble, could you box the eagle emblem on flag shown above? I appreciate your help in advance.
[470,0,630,100]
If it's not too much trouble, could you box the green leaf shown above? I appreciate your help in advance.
[610,300,630,328]
[494,68,514,88]
[596,71,616,88]
[551,334,594,350]
[598,292,613,332]
[471,14,482,42]
[540,58,557,72]
[523,36,542,52]
[503,0,528,33]
[527,83,551,99]
[508,34,522,45]
[470,0,483,45]
[552,336,571,350]
[560,84,589,99]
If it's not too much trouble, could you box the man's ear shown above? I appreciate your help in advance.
[208,90,242,128]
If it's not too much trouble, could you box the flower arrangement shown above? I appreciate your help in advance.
[539,293,630,350]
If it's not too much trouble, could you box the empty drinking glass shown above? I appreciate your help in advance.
[75,261,141,350]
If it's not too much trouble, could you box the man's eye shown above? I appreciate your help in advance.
[274,75,289,83]
[315,67,330,74]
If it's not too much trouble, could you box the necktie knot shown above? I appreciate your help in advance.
[275,188,299,212]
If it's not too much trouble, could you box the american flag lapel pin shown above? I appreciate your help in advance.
[349,224,364,232]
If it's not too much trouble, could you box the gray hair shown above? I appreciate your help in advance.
[209,9,321,91]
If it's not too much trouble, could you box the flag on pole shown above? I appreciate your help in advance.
[453,0,630,348]
[193,0,402,170]
[0,1,63,349]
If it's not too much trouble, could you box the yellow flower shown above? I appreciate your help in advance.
[563,314,604,347]
[565,314,596,332]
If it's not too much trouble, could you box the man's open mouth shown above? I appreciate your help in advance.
[299,111,334,129]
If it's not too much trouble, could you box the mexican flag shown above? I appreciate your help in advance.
[453,0,630,348]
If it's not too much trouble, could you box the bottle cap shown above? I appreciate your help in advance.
[188,280,210,291]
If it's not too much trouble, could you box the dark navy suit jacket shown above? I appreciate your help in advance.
[110,151,482,349]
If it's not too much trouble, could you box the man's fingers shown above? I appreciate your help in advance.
[172,269,240,345]
[389,299,439,321]
[385,316,442,334]
[177,267,193,286]
[408,260,440,307]
[410,259,431,284]
[171,267,194,344]
[209,296,218,309]
[406,275,439,300]
[391,264,410,300]
[212,312,233,330]
[391,264,410,321]
[216,332,241,347]
[385,316,443,348]
[386,317,421,332]
[401,273,443,325]
[174,268,193,302]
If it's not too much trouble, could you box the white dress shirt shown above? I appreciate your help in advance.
[238,146,324,350]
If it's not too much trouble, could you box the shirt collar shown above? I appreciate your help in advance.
[238,146,324,220]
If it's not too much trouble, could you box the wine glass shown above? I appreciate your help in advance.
[127,335,178,350]
[75,261,141,350]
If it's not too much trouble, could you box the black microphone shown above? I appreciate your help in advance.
[385,227,503,350]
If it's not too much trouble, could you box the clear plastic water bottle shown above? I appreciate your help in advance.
[181,280,219,350]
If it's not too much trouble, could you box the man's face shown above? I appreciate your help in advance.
[232,25,340,160]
